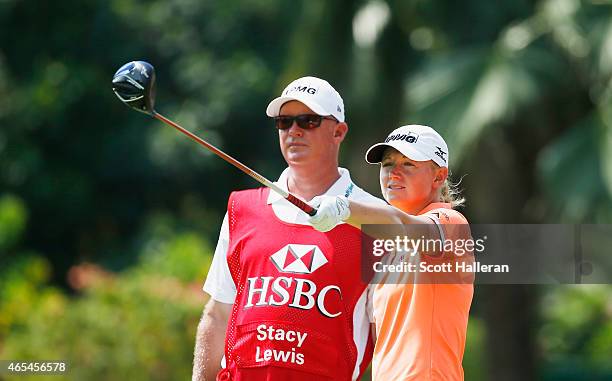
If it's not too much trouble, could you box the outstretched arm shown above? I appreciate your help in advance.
[309,196,435,232]
[308,196,444,259]
[345,199,433,227]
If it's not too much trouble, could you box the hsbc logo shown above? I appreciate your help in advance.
[270,244,327,274]
[243,245,341,318]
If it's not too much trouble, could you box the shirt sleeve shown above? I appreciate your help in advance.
[424,213,446,242]
[366,285,375,323]
[424,208,470,242]
[203,212,236,304]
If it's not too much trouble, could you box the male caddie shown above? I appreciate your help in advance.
[192,76,384,381]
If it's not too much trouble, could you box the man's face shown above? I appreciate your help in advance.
[277,101,346,167]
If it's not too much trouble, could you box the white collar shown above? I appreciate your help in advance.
[266,167,354,205]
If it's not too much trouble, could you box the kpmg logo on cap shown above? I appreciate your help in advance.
[270,244,328,274]
[435,146,447,163]
[385,132,419,144]
[284,85,318,95]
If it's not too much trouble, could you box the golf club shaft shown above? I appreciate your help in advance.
[152,112,317,216]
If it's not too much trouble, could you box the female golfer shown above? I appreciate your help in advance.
[309,124,473,380]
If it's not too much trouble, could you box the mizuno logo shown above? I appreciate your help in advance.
[435,146,447,163]
[270,244,327,274]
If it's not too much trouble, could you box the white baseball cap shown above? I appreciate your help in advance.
[365,125,449,167]
[266,76,345,122]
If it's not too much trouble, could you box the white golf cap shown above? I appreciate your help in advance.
[266,76,345,122]
[365,125,449,168]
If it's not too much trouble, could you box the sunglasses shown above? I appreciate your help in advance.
[274,114,337,130]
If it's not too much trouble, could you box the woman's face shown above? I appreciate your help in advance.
[379,148,446,214]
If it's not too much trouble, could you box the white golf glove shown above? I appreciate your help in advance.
[308,195,351,232]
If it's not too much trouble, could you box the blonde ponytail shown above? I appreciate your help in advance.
[440,174,466,209]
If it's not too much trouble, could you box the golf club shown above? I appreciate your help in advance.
[111,61,317,216]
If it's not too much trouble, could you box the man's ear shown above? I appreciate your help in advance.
[334,122,348,141]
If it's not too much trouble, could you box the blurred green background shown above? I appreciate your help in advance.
[1,0,612,380]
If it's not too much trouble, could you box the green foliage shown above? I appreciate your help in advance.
[537,117,611,222]
[0,233,211,381]
[588,321,612,367]
[0,255,59,338]
[539,285,612,374]
[537,285,612,381]
[463,317,487,381]
[1,272,204,381]
[138,230,213,283]
[134,211,214,282]
[0,194,27,252]
[1,0,612,379]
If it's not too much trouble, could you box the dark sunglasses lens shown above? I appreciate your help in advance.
[275,115,324,130]
[296,115,322,129]
[275,116,293,130]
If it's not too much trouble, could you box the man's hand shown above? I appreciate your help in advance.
[308,195,351,232]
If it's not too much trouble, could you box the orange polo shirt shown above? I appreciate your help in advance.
[371,203,474,381]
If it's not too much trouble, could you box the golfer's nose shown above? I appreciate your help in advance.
[287,123,304,137]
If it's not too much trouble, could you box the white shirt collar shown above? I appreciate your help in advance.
[266,167,354,205]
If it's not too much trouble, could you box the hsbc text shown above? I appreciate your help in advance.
[244,276,342,318]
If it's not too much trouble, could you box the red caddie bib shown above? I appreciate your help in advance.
[219,188,372,381]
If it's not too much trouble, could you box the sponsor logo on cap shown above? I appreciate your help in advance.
[435,146,447,163]
[384,132,419,144]
[285,86,318,95]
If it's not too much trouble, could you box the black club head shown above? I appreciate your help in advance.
[112,61,156,115]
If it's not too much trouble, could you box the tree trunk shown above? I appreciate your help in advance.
[463,128,538,381]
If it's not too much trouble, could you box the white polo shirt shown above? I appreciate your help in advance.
[203,167,385,303]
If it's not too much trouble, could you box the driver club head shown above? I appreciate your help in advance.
[111,61,156,115]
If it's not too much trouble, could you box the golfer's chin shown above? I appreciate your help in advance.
[385,192,413,210]
[384,189,407,201]
[283,147,311,165]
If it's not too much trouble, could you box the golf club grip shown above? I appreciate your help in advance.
[286,194,317,216]
[152,112,318,216]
